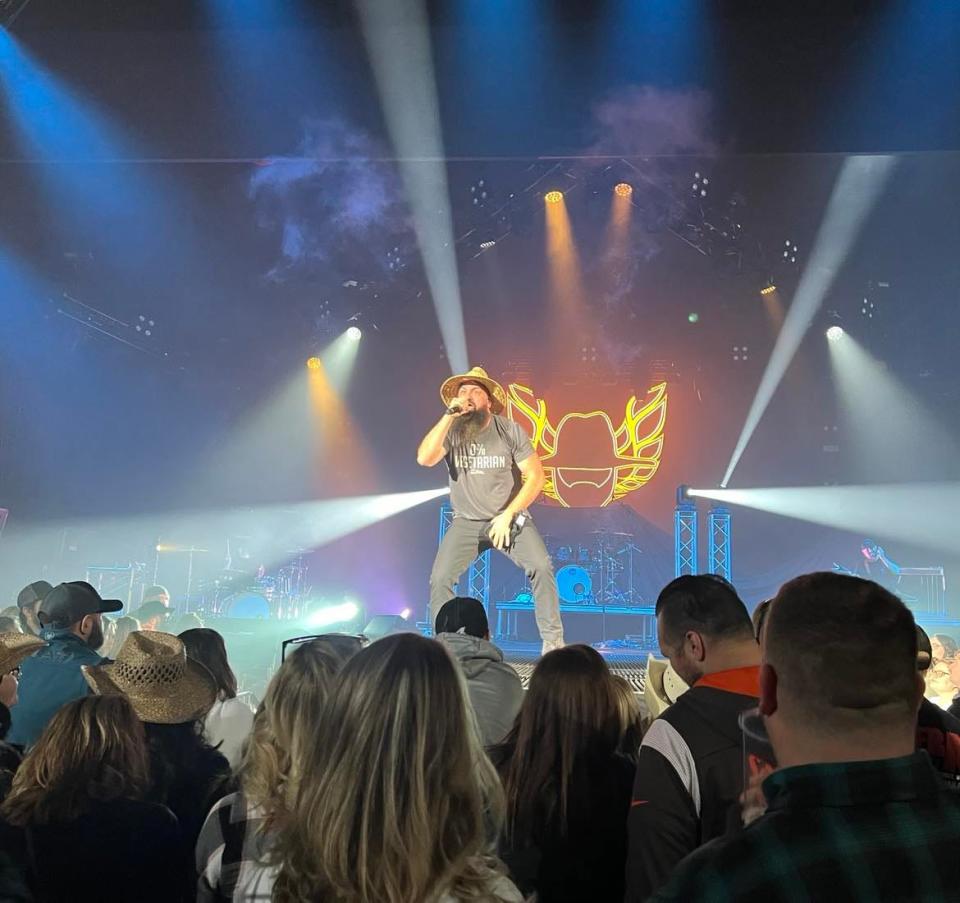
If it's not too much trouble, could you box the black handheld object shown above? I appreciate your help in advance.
[446,403,462,415]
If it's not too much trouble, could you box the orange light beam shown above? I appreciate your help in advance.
[307,362,376,494]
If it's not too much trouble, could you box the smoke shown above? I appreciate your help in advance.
[589,85,717,158]
[586,87,717,354]
[249,118,413,283]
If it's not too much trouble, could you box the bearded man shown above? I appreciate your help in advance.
[417,367,564,654]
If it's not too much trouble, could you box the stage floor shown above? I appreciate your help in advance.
[499,640,650,692]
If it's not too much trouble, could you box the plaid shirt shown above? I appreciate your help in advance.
[651,751,960,902]
[196,792,277,903]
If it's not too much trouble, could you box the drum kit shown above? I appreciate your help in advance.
[194,548,311,620]
[547,530,642,605]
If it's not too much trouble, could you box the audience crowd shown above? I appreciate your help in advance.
[0,571,959,901]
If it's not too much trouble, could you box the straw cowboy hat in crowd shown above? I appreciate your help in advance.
[440,366,507,415]
[82,630,217,724]
[0,632,46,676]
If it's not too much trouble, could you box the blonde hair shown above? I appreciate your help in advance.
[610,674,646,755]
[272,633,507,903]
[2,696,150,826]
[239,636,357,827]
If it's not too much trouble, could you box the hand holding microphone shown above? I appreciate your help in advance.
[445,403,465,417]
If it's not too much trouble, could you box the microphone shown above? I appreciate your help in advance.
[445,403,462,415]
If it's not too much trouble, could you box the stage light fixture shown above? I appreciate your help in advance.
[826,326,845,342]
[614,182,633,198]
[691,172,709,198]
[306,356,322,370]
[783,240,799,265]
[688,312,700,324]
[760,281,777,296]
[733,345,749,362]
[544,190,563,204]
[346,326,362,342]
[479,240,496,250]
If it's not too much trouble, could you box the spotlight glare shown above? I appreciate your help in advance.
[760,282,777,296]
[544,190,564,204]
[346,326,362,342]
[826,326,845,342]
[400,607,412,620]
[688,312,700,324]
[306,356,322,370]
[614,182,633,198]
[306,600,360,629]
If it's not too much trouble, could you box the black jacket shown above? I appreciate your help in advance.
[497,749,635,903]
[0,799,183,902]
[625,667,759,902]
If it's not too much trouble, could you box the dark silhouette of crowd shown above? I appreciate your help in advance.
[1,572,959,901]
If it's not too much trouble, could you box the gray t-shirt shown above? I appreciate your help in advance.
[444,415,534,521]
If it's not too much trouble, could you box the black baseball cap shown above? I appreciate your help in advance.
[39,581,123,627]
[17,581,53,610]
[435,597,489,639]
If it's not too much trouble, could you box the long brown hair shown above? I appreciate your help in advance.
[492,644,621,843]
[239,635,358,827]
[272,633,507,903]
[2,695,151,826]
[178,628,237,700]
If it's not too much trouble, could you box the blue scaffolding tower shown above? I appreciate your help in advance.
[674,486,699,577]
[708,505,732,582]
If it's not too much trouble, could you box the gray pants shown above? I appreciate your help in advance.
[429,516,564,653]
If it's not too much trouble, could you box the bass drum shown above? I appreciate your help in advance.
[221,590,272,619]
[556,565,593,603]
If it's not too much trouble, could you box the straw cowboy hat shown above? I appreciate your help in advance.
[440,366,507,415]
[0,632,46,675]
[82,630,217,724]
[643,653,690,720]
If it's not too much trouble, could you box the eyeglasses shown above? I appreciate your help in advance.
[281,633,366,662]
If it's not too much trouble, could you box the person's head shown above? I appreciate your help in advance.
[82,630,217,726]
[241,635,360,824]
[435,596,489,640]
[0,633,46,710]
[131,601,171,632]
[38,582,123,651]
[916,625,933,672]
[751,599,773,644]
[609,674,645,760]
[16,581,53,636]
[178,628,237,701]
[450,381,494,444]
[931,634,958,663]
[494,644,621,842]
[272,633,504,903]
[1,695,150,827]
[760,572,922,768]
[948,654,960,693]
[142,585,171,607]
[655,575,756,686]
